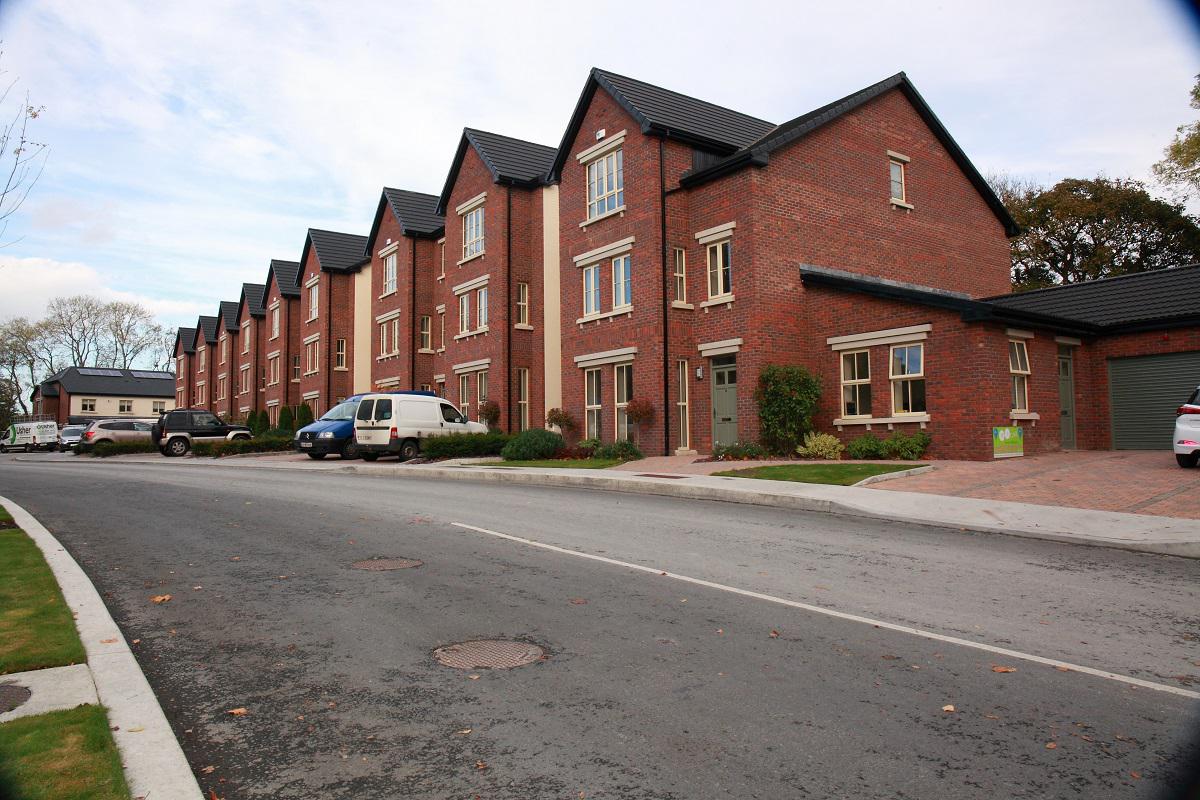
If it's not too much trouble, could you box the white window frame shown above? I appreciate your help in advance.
[438,238,446,279]
[477,286,488,329]
[706,240,732,299]
[890,158,907,204]
[308,282,319,321]
[378,321,389,357]
[239,365,249,395]
[198,346,206,372]
[889,343,926,416]
[586,148,624,220]
[271,306,280,339]
[583,264,601,316]
[383,252,397,295]
[217,375,226,401]
[677,359,689,451]
[292,355,301,381]
[119,399,133,413]
[1009,339,1031,413]
[840,349,872,419]
[153,401,166,414]
[459,374,471,419]
[220,336,227,365]
[241,321,250,353]
[419,316,432,350]
[614,363,633,441]
[305,340,320,375]
[438,309,446,351]
[477,370,488,405]
[673,248,686,302]
[458,294,470,334]
[517,367,530,431]
[516,282,529,325]
[462,206,485,261]
[584,368,602,440]
[335,338,346,369]
[269,355,280,386]
[611,255,631,309]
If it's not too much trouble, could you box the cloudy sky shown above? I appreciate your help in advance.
[0,0,1196,330]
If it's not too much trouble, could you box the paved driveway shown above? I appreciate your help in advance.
[874,450,1199,519]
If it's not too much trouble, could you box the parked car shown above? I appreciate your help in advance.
[294,391,439,460]
[1176,385,1200,468]
[151,409,252,457]
[1,420,58,453]
[76,418,157,452]
[58,424,89,451]
[353,393,485,461]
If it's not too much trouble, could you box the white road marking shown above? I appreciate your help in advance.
[450,522,1200,701]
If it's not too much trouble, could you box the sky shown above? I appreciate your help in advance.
[0,0,1197,331]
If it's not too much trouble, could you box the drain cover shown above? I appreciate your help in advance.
[433,640,544,670]
[352,558,423,571]
[0,683,31,714]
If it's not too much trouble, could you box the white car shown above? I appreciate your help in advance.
[1176,385,1200,468]
[353,392,486,461]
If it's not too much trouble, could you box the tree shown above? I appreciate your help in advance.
[277,405,294,433]
[992,176,1200,290]
[296,402,314,428]
[102,301,166,369]
[42,296,107,366]
[0,44,48,247]
[1153,74,1200,201]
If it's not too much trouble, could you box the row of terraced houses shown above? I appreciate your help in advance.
[169,68,1200,460]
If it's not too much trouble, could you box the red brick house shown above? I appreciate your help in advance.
[234,283,266,419]
[172,326,196,409]
[189,316,219,410]
[363,188,444,392]
[261,260,302,426]
[433,128,556,430]
[295,230,367,418]
[212,300,240,418]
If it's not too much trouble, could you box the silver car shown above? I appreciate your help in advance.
[58,424,89,451]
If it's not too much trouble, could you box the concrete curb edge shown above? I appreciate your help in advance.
[0,494,204,800]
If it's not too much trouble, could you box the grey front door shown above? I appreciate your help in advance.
[1058,348,1076,449]
[711,355,738,448]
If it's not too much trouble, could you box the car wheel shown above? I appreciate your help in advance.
[361,452,379,462]
[166,437,190,457]
[232,433,251,441]
[307,452,327,460]
[340,439,360,460]
[398,439,419,461]
[1178,452,1200,468]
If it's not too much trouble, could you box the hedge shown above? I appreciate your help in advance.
[87,440,159,458]
[420,432,513,459]
[500,429,564,460]
[191,435,294,458]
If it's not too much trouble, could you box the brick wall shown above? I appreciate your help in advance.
[234,302,259,418]
[262,273,296,424]
[295,253,356,418]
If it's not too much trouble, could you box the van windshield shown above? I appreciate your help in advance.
[321,400,360,422]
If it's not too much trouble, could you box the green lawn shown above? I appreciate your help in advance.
[477,458,623,469]
[0,523,87,675]
[0,705,130,800]
[714,462,921,486]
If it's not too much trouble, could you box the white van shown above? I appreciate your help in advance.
[2,420,60,453]
[353,393,487,461]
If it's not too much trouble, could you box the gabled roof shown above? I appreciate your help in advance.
[38,367,176,399]
[239,283,266,318]
[549,67,777,180]
[265,259,301,298]
[986,265,1200,331]
[678,72,1019,236]
[436,128,557,215]
[365,188,444,253]
[193,315,219,348]
[218,301,240,332]
[298,229,369,281]
[174,326,196,355]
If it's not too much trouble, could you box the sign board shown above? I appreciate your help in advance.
[992,426,1024,458]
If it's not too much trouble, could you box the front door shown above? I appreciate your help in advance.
[711,355,738,448]
[1058,347,1076,449]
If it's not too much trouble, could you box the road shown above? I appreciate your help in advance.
[1,455,1198,798]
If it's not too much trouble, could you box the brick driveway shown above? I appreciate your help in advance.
[873,450,1200,519]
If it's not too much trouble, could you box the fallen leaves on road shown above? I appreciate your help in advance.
[127,725,144,732]
[881,654,900,660]
[226,708,248,717]
[1055,665,1071,672]
[229,556,241,562]
[193,586,203,590]
[984,714,1000,720]
[1130,771,1141,780]
[474,760,488,771]
[456,728,472,735]
[991,665,1017,673]
[201,766,216,774]
[1045,742,1058,750]
[467,674,480,680]
[942,704,955,713]
[769,629,780,639]
[131,639,140,645]
[150,595,172,604]
[568,598,588,605]
[210,790,222,800]
[100,638,117,644]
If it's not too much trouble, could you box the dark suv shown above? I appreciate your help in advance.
[152,409,252,456]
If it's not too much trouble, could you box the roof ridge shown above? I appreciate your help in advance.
[464,127,557,152]
[985,264,1200,300]
[745,72,906,152]
[592,67,774,128]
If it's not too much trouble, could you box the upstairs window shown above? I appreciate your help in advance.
[462,206,485,260]
[308,282,319,320]
[292,355,300,381]
[888,151,910,205]
[419,316,432,350]
[890,343,926,415]
[458,294,470,334]
[383,252,397,294]
[587,149,624,219]
[673,248,686,302]
[582,264,601,316]
[477,286,488,329]
[271,306,280,338]
[241,322,250,353]
[516,282,529,325]
[335,338,346,369]
[706,240,732,299]
[119,399,133,413]
[612,255,631,309]
[1009,340,1031,412]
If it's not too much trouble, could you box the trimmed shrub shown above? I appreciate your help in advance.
[593,439,643,462]
[89,440,159,458]
[754,365,821,455]
[846,434,887,460]
[249,410,268,437]
[884,431,932,460]
[277,405,295,433]
[713,441,767,461]
[420,432,514,459]
[192,435,293,458]
[296,403,315,428]
[501,428,565,461]
[576,437,600,456]
[796,432,845,460]
[478,400,501,430]
[545,408,578,434]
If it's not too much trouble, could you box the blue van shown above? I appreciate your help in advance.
[293,391,436,459]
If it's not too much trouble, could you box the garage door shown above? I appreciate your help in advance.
[1109,351,1200,449]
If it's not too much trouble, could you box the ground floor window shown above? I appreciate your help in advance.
[840,350,871,418]
[81,398,96,412]
[269,404,279,426]
[459,374,471,419]
[153,401,166,414]
[477,371,488,406]
[677,359,689,450]
[240,366,250,394]
[517,368,530,430]
[584,368,602,439]
[614,363,633,441]
[1008,339,1030,412]
[292,355,301,381]
[119,399,133,413]
[890,343,926,414]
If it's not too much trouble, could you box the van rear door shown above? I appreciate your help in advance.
[355,397,394,448]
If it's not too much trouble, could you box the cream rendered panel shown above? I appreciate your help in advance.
[353,263,373,394]
[69,395,175,416]
[542,184,562,419]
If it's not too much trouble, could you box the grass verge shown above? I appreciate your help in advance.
[0,522,87,675]
[713,462,921,486]
[478,458,623,469]
[0,705,130,800]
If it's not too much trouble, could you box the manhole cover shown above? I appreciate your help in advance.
[352,558,424,571]
[433,640,544,670]
[0,683,31,714]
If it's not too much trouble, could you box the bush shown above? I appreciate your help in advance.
[501,428,564,461]
[420,432,514,459]
[754,365,821,455]
[277,405,295,433]
[478,400,501,429]
[713,441,767,461]
[796,432,845,460]
[846,434,887,460]
[88,440,159,458]
[296,403,315,428]
[248,410,268,437]
[884,430,932,460]
[545,408,577,434]
[576,438,600,456]
[192,435,294,458]
[592,439,643,462]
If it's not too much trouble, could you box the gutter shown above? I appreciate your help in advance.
[410,237,417,389]
[659,138,671,457]
[505,185,514,432]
